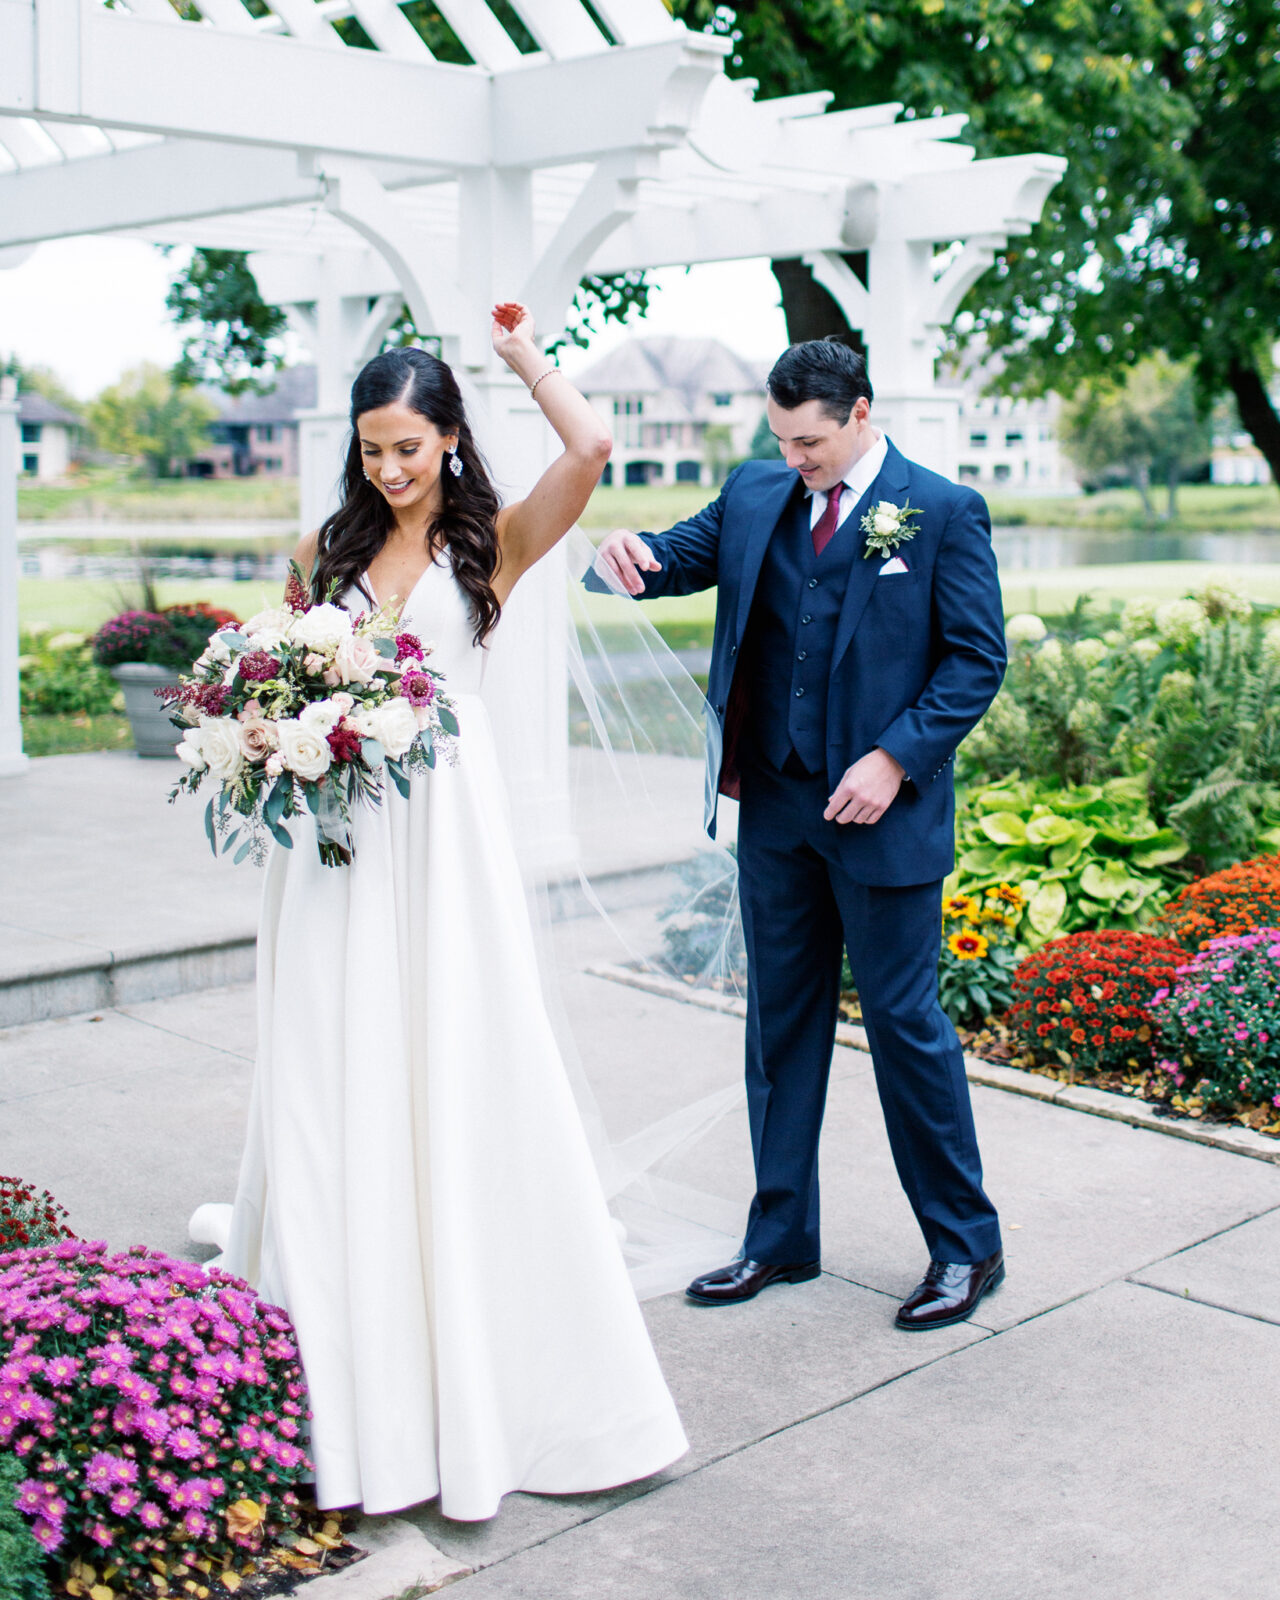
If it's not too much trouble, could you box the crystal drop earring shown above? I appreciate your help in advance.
[448,447,464,478]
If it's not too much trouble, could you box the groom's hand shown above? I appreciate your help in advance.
[596,529,662,596]
[825,748,906,825]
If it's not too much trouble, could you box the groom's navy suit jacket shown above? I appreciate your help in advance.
[625,441,1007,887]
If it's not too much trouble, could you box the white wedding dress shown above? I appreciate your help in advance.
[221,554,689,1520]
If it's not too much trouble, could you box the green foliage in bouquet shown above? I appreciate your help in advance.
[17,632,118,719]
[949,775,1189,949]
[0,1455,51,1600]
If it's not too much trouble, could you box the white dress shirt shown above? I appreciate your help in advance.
[806,430,889,533]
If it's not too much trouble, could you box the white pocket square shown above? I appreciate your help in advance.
[878,556,910,575]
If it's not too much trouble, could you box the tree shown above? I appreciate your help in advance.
[0,354,82,417]
[669,1,1280,483]
[749,411,779,459]
[1060,355,1212,519]
[166,249,289,397]
[88,364,218,479]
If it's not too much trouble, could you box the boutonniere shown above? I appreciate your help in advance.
[861,500,923,559]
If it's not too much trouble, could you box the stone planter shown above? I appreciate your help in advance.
[111,663,183,758]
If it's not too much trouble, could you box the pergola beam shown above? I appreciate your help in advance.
[0,138,326,248]
[0,0,726,171]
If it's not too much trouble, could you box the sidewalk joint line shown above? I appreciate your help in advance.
[1126,1277,1280,1331]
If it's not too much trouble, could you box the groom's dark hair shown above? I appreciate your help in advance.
[766,337,873,425]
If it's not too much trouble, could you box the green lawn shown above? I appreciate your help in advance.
[21,559,1279,642]
[18,468,298,522]
[21,472,1280,534]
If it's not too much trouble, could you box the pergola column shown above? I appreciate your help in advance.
[0,376,28,776]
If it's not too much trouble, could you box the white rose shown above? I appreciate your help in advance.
[1005,613,1047,644]
[299,699,345,734]
[289,603,352,653]
[196,717,246,783]
[332,634,381,686]
[276,718,333,782]
[243,607,294,649]
[365,697,419,760]
[175,735,207,772]
[237,716,278,764]
[872,511,898,536]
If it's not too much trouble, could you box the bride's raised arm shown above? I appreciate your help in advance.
[490,301,613,602]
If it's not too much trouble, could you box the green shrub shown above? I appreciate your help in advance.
[949,775,1189,947]
[17,631,119,718]
[0,1455,51,1600]
[962,584,1280,872]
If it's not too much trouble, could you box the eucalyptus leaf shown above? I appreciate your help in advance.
[233,837,254,865]
[438,706,460,738]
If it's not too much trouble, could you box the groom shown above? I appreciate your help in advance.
[595,339,1007,1330]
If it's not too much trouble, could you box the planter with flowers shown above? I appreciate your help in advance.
[91,604,240,757]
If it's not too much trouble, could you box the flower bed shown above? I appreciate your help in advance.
[0,1181,74,1256]
[1156,854,1280,951]
[1005,929,1184,1076]
[1150,929,1280,1114]
[0,1241,312,1593]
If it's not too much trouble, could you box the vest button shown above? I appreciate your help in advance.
[794,687,805,698]
[807,578,818,589]
[797,651,807,661]
[801,614,812,625]
[729,644,737,656]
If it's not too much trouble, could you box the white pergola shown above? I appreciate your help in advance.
[0,0,1066,791]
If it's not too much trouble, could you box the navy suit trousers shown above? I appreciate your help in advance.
[736,754,1002,1267]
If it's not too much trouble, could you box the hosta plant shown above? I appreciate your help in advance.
[1005,929,1184,1077]
[0,1241,310,1592]
[1149,930,1280,1113]
[949,775,1188,948]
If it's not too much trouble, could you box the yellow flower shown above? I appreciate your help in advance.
[943,894,981,921]
[947,927,989,960]
[987,882,1027,910]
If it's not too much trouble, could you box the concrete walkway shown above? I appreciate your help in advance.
[3,753,1280,1597]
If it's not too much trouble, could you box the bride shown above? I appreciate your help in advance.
[220,302,689,1521]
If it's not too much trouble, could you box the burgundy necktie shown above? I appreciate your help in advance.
[811,481,845,557]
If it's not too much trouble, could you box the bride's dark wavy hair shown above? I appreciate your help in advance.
[312,347,502,644]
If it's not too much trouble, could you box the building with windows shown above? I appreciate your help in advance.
[187,365,315,478]
[575,337,767,488]
[17,392,81,481]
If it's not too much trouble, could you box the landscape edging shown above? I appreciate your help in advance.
[587,962,1280,1167]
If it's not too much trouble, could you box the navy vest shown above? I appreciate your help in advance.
[741,483,859,773]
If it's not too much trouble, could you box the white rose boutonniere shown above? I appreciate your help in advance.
[861,499,923,559]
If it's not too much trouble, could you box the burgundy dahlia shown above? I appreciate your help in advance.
[394,632,425,663]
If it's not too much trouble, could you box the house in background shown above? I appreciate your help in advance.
[18,391,82,480]
[937,351,1078,494]
[188,365,316,478]
[576,337,767,487]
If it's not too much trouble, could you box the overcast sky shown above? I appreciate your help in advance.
[0,238,789,400]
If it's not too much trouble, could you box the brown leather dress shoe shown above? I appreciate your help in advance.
[895,1250,1005,1330]
[686,1257,821,1305]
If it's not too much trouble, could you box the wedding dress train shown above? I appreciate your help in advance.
[220,554,688,1520]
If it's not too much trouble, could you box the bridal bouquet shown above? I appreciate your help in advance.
[165,562,458,866]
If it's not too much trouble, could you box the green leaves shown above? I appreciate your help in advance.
[951,775,1189,949]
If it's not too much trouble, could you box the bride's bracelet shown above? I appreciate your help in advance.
[528,366,561,399]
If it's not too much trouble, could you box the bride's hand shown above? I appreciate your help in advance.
[491,301,538,368]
